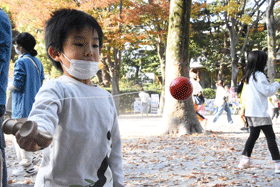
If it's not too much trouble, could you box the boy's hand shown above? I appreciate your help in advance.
[15,131,41,152]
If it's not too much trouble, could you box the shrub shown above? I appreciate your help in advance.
[102,88,160,114]
[275,79,280,83]
[202,88,216,99]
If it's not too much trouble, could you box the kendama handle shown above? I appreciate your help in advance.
[19,121,53,148]
[2,119,23,135]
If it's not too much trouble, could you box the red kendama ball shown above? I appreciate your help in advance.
[169,77,193,100]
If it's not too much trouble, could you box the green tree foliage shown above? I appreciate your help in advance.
[121,46,160,83]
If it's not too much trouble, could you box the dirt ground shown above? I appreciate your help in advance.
[4,113,280,187]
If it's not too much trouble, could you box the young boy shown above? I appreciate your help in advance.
[15,9,124,187]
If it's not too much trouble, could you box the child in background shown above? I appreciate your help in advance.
[190,70,207,128]
[238,50,280,174]
[269,92,279,125]
[212,81,233,124]
[15,9,124,186]
[239,82,248,131]
[139,88,150,116]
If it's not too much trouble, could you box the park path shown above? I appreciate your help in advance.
[5,113,280,186]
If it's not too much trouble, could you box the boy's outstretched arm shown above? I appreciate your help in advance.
[15,81,62,152]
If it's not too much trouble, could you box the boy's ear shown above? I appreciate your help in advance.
[48,47,61,62]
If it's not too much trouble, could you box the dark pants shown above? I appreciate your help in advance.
[196,111,205,120]
[242,125,280,160]
[272,108,279,120]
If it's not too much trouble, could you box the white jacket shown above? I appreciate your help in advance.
[29,76,124,187]
[245,71,280,117]
[214,86,226,106]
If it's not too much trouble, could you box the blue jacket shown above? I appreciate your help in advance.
[12,53,44,119]
[0,9,12,105]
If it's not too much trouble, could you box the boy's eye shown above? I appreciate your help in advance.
[74,43,83,47]
[92,44,99,48]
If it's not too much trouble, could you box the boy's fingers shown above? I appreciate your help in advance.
[19,139,39,152]
[15,132,39,151]
[26,141,40,152]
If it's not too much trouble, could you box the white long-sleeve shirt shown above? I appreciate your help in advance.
[139,91,150,103]
[214,86,226,106]
[190,79,202,95]
[28,75,124,187]
[245,71,280,117]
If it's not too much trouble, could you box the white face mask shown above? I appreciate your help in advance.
[62,53,99,80]
[14,45,23,55]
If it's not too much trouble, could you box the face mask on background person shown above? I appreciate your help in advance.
[14,45,23,55]
[61,53,100,80]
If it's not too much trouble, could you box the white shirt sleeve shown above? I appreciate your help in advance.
[245,72,280,117]
[28,80,62,135]
[254,73,280,97]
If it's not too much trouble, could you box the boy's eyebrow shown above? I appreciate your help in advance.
[73,36,99,40]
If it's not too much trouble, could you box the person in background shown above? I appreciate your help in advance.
[0,8,12,187]
[212,80,234,124]
[238,50,280,174]
[239,81,249,131]
[269,92,279,125]
[230,87,235,101]
[190,69,207,128]
[8,32,44,177]
[224,85,231,106]
[139,88,150,116]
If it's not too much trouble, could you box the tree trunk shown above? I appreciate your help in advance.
[218,63,224,81]
[157,41,166,114]
[100,59,111,87]
[111,48,121,115]
[135,66,140,83]
[217,33,228,81]
[105,47,121,115]
[266,0,277,82]
[162,0,203,135]
[231,56,239,90]
[102,68,111,87]
[240,55,246,76]
[228,27,239,90]
[109,0,122,115]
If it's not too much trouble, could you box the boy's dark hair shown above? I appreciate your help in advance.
[45,9,104,72]
[12,32,38,56]
[243,50,267,84]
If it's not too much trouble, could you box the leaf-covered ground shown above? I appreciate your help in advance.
[5,114,280,186]
[122,133,280,186]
